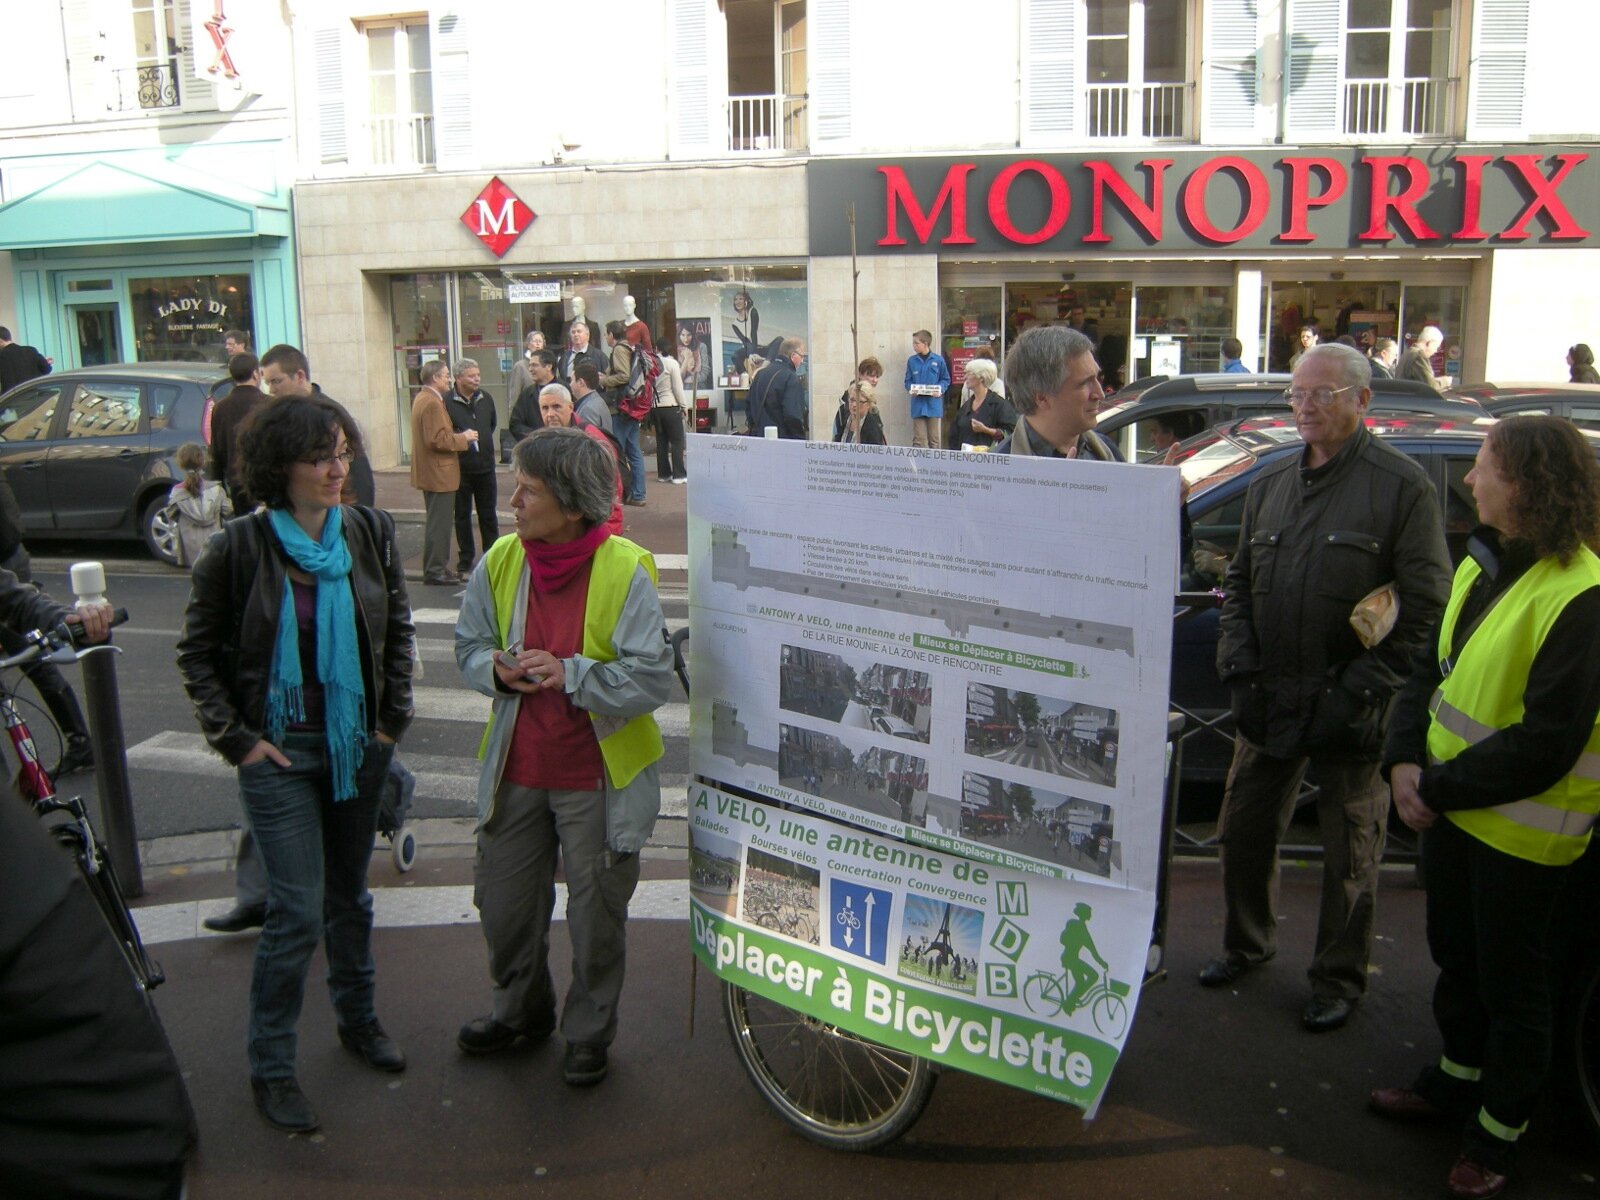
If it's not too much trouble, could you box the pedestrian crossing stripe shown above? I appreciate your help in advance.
[133,879,692,946]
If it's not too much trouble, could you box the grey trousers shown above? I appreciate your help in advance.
[1216,738,1389,1000]
[473,781,641,1047]
[421,489,454,578]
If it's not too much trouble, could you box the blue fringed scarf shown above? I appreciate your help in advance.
[265,507,367,800]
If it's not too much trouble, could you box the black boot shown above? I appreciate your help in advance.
[55,734,94,778]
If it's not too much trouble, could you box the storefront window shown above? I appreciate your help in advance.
[128,273,254,363]
[938,286,1002,389]
[1006,282,1133,387]
[389,264,807,459]
[390,273,451,461]
[1132,285,1232,378]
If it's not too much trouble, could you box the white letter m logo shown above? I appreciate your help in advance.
[475,197,522,237]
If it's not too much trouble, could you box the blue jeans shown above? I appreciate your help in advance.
[614,413,646,502]
[238,732,393,1080]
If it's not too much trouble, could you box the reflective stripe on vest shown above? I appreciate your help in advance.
[1426,550,1600,865]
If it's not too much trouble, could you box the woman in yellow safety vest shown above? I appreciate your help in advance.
[1372,415,1600,1200]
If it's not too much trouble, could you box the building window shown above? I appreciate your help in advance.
[363,19,435,168]
[1343,0,1456,137]
[724,0,808,153]
[1085,0,1190,139]
[123,0,183,110]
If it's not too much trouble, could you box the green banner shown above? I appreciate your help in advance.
[913,633,1085,679]
[692,901,1121,1108]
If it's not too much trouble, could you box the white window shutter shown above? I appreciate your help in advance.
[176,0,215,112]
[1202,0,1261,140]
[1283,0,1341,140]
[668,0,714,157]
[1468,0,1528,138]
[313,26,349,165]
[433,10,473,169]
[810,0,852,146]
[63,0,115,117]
[1021,0,1076,146]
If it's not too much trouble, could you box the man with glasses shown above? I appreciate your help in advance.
[1200,343,1451,1033]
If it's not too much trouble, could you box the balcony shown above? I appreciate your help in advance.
[1343,77,1458,138]
[113,63,181,112]
[366,113,436,170]
[726,93,808,153]
[1085,82,1191,140]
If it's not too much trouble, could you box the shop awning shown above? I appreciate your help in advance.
[0,158,290,250]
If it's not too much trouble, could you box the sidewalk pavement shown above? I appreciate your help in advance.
[133,858,1600,1198]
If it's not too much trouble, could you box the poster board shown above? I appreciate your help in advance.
[687,439,1180,1113]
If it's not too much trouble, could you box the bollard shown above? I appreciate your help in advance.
[71,561,143,898]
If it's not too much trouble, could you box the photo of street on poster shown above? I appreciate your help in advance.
[686,436,1179,891]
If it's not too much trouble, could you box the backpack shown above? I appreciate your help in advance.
[574,414,634,499]
[619,344,662,420]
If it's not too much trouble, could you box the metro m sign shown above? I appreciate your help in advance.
[461,177,535,258]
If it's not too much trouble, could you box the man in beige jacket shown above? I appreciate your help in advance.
[411,358,476,585]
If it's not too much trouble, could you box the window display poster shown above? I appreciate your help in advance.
[721,283,806,380]
[687,438,1181,1112]
[676,318,714,391]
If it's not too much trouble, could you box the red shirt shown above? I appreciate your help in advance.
[501,560,606,791]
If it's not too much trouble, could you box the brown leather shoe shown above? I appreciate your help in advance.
[1368,1086,1443,1122]
[1446,1155,1508,1199]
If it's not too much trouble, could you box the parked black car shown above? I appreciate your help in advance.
[1096,372,1490,462]
[1447,380,1600,431]
[0,364,217,566]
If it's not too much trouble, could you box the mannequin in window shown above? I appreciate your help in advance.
[567,296,601,352]
[621,294,654,351]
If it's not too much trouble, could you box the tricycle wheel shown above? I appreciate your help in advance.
[722,980,936,1150]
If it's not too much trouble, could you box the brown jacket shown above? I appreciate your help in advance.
[410,385,472,493]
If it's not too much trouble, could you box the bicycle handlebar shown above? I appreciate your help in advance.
[0,607,130,672]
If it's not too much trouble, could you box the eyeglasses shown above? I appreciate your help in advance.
[1283,385,1358,408]
[302,448,356,470]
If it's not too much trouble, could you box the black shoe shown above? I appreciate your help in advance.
[1302,994,1355,1033]
[1198,953,1260,988]
[339,1019,407,1072]
[251,1075,320,1133]
[457,1015,553,1055]
[54,736,95,778]
[422,570,462,586]
[563,1042,608,1086]
[203,903,267,934]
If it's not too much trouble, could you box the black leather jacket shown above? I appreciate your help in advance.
[177,507,414,765]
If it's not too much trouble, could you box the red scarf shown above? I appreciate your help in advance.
[521,524,610,593]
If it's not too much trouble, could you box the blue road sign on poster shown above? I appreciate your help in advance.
[829,880,892,964]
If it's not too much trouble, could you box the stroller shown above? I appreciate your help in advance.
[380,756,418,872]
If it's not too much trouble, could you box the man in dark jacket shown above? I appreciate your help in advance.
[510,349,559,441]
[992,325,1118,461]
[1199,343,1452,1032]
[747,338,809,439]
[559,322,608,388]
[208,352,268,510]
[448,357,499,574]
[0,326,50,393]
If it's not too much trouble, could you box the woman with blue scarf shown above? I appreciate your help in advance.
[178,396,415,1135]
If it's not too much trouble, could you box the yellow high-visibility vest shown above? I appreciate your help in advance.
[1427,549,1600,865]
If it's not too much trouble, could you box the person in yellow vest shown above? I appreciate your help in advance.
[453,427,672,1087]
[1373,416,1600,1200]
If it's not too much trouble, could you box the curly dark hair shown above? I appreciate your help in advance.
[237,396,363,510]
[1487,416,1600,564]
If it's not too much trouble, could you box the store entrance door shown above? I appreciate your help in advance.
[66,304,122,367]
[1263,281,1401,371]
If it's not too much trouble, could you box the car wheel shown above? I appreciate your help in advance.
[141,495,180,566]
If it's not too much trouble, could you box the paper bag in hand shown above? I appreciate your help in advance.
[1350,582,1399,649]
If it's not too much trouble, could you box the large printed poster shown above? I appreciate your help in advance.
[687,438,1181,1112]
